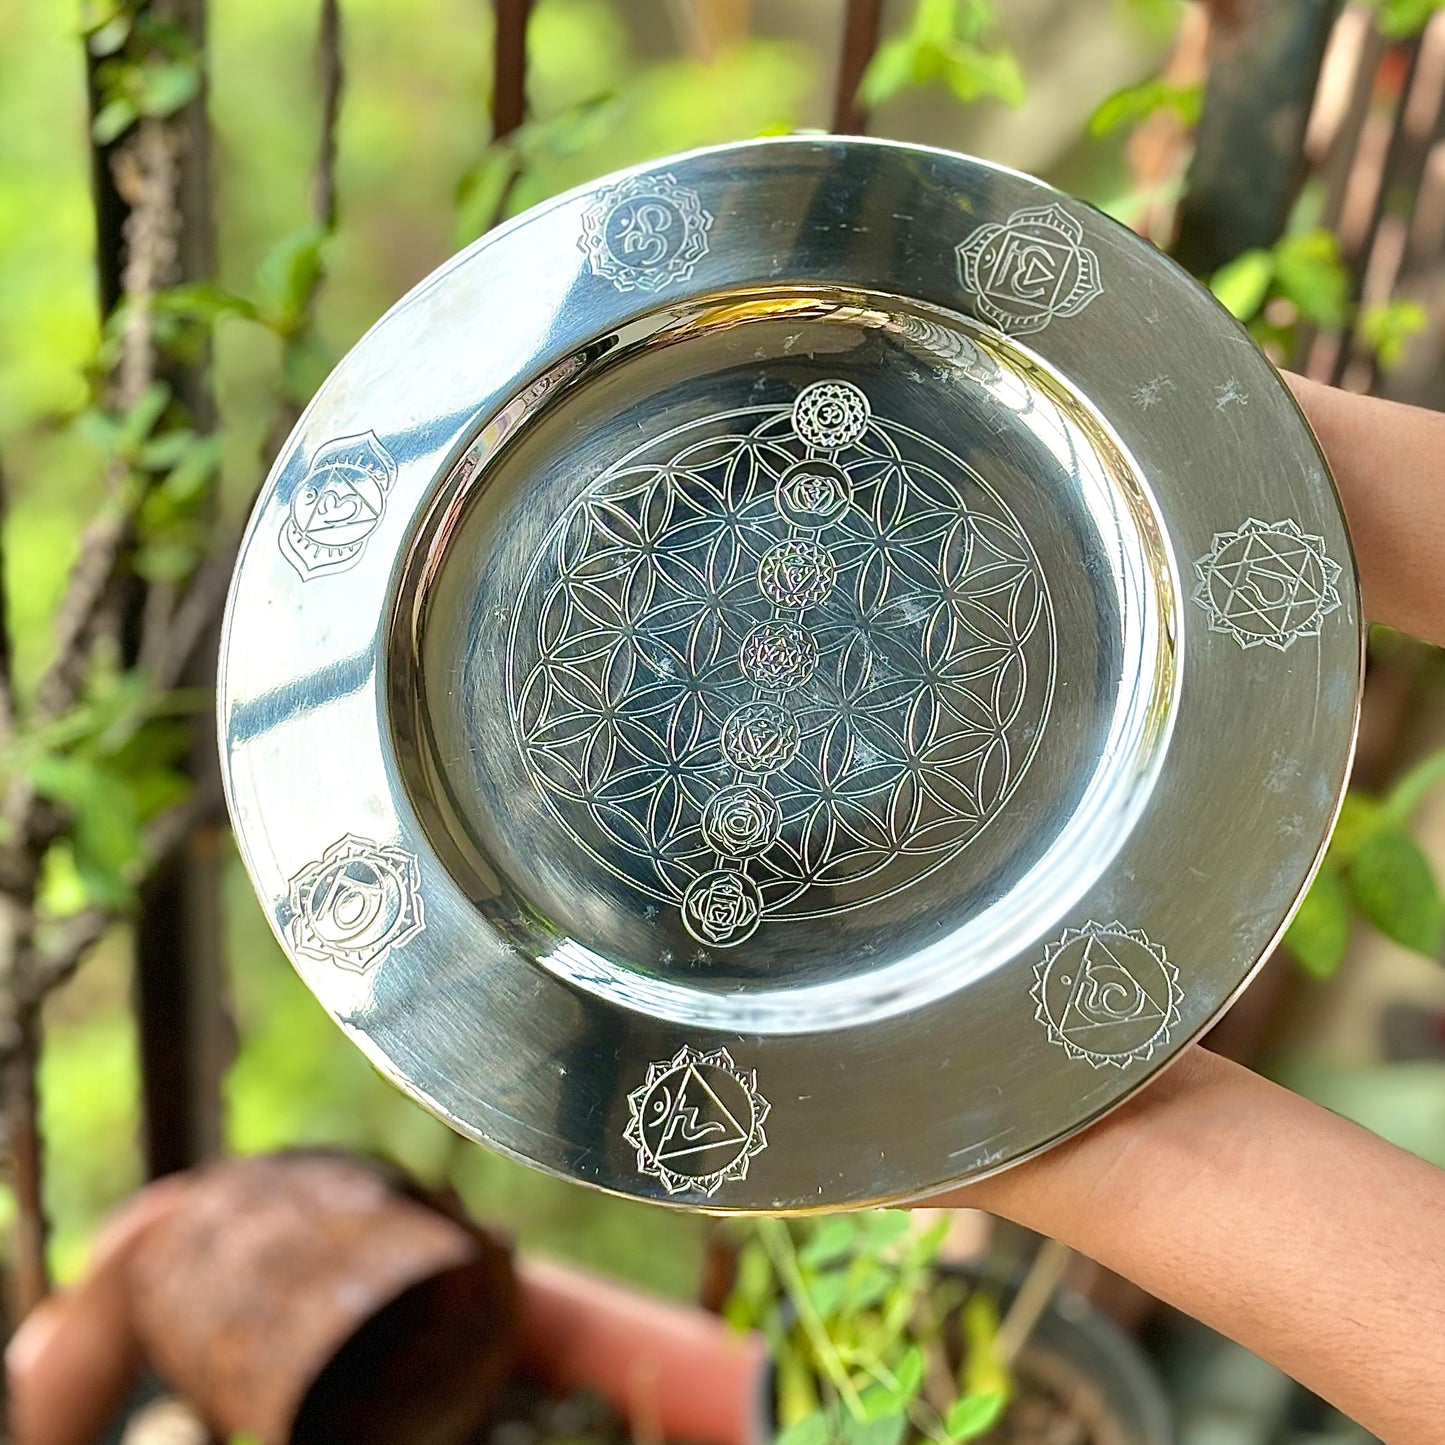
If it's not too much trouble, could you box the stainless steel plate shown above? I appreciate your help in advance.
[219,138,1362,1211]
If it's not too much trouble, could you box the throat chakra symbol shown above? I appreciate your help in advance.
[285,835,425,974]
[508,376,1054,947]
[579,172,713,293]
[625,1045,770,1196]
[1032,921,1182,1068]
[279,432,397,581]
[956,203,1103,335]
[1193,517,1342,651]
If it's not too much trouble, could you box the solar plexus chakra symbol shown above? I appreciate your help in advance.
[279,432,397,581]
[956,203,1103,336]
[1193,517,1342,651]
[286,835,425,974]
[625,1046,769,1195]
[579,172,713,293]
[507,377,1055,947]
[1032,922,1181,1068]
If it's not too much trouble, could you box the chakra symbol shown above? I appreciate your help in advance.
[758,539,839,610]
[286,834,424,974]
[1032,921,1181,1068]
[776,460,852,528]
[701,785,782,859]
[719,703,801,774]
[279,432,397,581]
[956,203,1103,335]
[624,1045,770,1197]
[791,379,871,450]
[738,621,819,692]
[682,869,764,946]
[579,171,713,293]
[1193,517,1342,652]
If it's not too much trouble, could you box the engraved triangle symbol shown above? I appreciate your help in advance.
[655,1065,749,1163]
[1057,937,1166,1038]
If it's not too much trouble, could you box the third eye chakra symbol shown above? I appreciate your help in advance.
[625,1045,770,1197]
[955,203,1103,336]
[279,432,397,581]
[579,172,713,293]
[1192,517,1342,652]
[1032,921,1181,1068]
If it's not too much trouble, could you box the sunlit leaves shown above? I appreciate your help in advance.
[1088,77,1200,136]
[858,0,1024,113]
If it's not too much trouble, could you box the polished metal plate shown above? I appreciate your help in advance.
[219,139,1362,1211]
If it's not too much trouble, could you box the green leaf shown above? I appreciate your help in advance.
[960,1291,1009,1398]
[1089,77,1200,136]
[1209,248,1274,321]
[1382,747,1445,829]
[944,1391,1007,1441]
[258,224,330,332]
[153,281,259,324]
[858,0,1022,111]
[860,1209,913,1251]
[841,1260,893,1311]
[1360,299,1428,369]
[1286,866,1353,978]
[134,58,201,117]
[892,1343,925,1400]
[117,381,172,455]
[455,144,520,246]
[841,1410,906,1445]
[775,1410,831,1445]
[798,1215,860,1269]
[1330,791,1384,862]
[1350,828,1445,957]
[1369,0,1445,38]
[1273,229,1350,328]
[91,96,137,145]
[26,755,143,910]
[161,433,223,504]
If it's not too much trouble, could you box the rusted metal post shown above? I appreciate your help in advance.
[833,0,883,134]
[493,0,531,140]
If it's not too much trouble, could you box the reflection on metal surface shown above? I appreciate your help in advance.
[279,432,397,580]
[955,204,1104,336]
[285,835,424,973]
[1192,518,1343,651]
[1032,921,1181,1068]
[580,171,713,293]
[507,378,1054,941]
[624,1045,770,1196]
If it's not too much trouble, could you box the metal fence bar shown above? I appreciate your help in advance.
[832,0,883,134]
[493,0,531,139]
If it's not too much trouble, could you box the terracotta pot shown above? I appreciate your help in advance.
[516,1255,769,1445]
[126,1150,519,1445]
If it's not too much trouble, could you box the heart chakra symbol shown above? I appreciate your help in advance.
[625,1045,769,1196]
[508,377,1055,947]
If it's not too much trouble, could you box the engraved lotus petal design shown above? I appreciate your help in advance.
[758,539,838,609]
[791,379,872,450]
[701,785,782,858]
[737,620,820,691]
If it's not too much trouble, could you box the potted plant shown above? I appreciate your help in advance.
[723,1211,1171,1445]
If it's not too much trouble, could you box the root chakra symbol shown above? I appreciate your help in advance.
[625,1045,770,1196]
[579,172,712,293]
[279,432,397,581]
[1193,517,1342,651]
[1032,922,1181,1068]
[286,834,424,974]
[956,203,1103,335]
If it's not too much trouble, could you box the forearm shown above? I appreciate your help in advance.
[935,1049,1445,1444]
[1285,372,1445,647]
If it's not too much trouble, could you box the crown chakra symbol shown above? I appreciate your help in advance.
[286,834,425,974]
[580,172,713,293]
[1032,921,1182,1069]
[956,203,1103,335]
[279,432,397,581]
[625,1045,770,1196]
[1193,517,1342,651]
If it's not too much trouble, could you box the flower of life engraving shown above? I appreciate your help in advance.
[507,379,1055,947]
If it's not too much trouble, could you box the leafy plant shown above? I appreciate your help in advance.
[726,1213,1008,1445]
[1287,748,1445,978]
[858,0,1023,113]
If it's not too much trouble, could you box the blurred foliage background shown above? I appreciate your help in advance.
[3,0,1445,1341]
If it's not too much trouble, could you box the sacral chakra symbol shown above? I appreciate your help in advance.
[507,378,1055,946]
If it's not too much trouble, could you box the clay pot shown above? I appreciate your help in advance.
[126,1150,519,1445]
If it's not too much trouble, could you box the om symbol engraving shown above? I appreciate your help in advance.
[285,834,425,974]
[1032,921,1182,1068]
[507,378,1055,947]
[1193,517,1342,652]
[624,1045,770,1196]
[580,172,713,293]
[956,203,1103,335]
[279,432,397,581]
